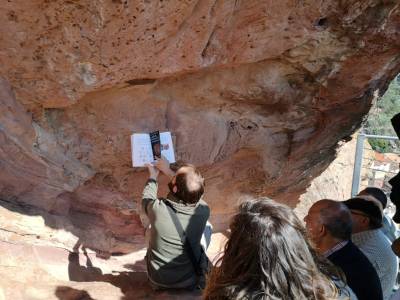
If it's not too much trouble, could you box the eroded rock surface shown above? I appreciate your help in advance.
[294,135,357,219]
[1,1,400,256]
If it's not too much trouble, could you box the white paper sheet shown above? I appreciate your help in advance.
[131,132,175,167]
[160,132,176,164]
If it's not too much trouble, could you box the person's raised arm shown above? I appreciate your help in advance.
[142,163,160,215]
[154,155,175,179]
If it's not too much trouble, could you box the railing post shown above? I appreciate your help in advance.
[351,133,365,197]
[351,134,366,197]
[350,133,398,198]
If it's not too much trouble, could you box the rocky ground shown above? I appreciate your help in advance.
[0,197,227,300]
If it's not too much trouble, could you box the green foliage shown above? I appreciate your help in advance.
[364,75,400,153]
[369,139,391,153]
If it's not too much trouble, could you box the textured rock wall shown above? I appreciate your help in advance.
[1,0,400,253]
[295,135,357,219]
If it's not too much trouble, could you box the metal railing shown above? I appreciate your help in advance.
[351,133,399,197]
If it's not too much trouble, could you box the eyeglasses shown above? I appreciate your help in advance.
[350,210,369,218]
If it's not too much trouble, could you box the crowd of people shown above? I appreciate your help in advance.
[141,157,400,299]
[140,114,400,299]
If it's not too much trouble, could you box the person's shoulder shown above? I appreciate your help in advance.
[345,241,373,262]
[354,229,390,247]
[330,242,368,266]
[350,244,371,261]
[329,242,355,263]
[147,198,169,212]
[197,199,209,208]
[196,199,210,214]
[375,229,396,252]
[346,242,383,277]
[345,240,362,253]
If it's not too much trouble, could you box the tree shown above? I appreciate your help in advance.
[364,75,400,153]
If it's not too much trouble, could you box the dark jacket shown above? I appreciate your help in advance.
[328,241,383,300]
[142,179,210,288]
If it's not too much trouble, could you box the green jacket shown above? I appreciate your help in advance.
[142,179,210,288]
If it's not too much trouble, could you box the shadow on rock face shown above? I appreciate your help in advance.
[65,239,203,300]
[55,286,94,300]
[66,244,150,299]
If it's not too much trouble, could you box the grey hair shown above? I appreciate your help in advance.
[319,200,353,241]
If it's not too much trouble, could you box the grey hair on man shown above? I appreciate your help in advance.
[319,200,353,241]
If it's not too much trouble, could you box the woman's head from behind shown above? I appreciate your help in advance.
[205,198,336,300]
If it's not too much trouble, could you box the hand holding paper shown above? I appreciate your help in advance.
[154,156,175,179]
[145,163,160,180]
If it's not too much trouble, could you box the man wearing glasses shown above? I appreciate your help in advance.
[344,195,398,300]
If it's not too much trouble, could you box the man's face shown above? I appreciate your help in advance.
[304,204,324,245]
[349,209,369,233]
